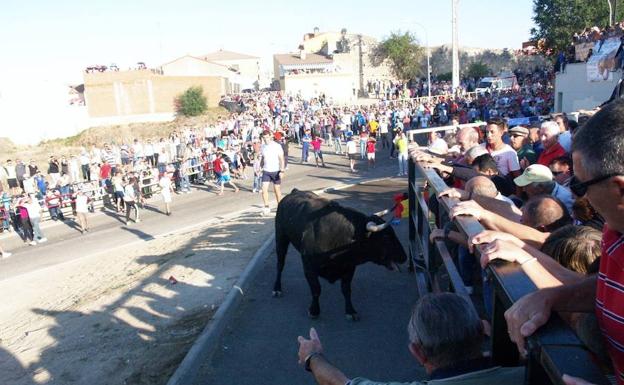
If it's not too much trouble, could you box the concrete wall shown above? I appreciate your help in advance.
[555,62,621,113]
[84,70,225,118]
[282,73,356,103]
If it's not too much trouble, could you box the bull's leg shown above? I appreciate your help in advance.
[304,269,322,318]
[341,268,359,321]
[272,233,290,297]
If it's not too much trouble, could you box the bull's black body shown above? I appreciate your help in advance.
[273,189,407,320]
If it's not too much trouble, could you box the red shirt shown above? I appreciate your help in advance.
[311,138,323,151]
[366,139,376,153]
[537,142,566,166]
[596,225,624,384]
[100,163,112,179]
[213,157,222,173]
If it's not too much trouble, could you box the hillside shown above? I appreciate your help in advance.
[0,107,228,168]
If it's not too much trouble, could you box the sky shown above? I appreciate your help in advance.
[0,0,535,143]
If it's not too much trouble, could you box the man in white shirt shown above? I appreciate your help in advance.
[4,160,19,196]
[481,119,521,178]
[75,190,90,234]
[260,130,285,216]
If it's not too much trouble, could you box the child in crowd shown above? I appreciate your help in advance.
[252,154,262,193]
[366,134,377,169]
[310,134,325,168]
[217,154,239,195]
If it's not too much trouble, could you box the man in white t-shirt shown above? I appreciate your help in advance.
[75,190,90,234]
[260,130,285,216]
[346,136,358,172]
[481,119,521,178]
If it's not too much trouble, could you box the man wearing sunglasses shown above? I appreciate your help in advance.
[504,100,624,385]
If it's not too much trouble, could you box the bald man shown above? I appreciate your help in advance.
[521,195,572,232]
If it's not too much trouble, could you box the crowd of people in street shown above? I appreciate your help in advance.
[0,66,555,260]
[297,92,624,385]
[6,57,621,384]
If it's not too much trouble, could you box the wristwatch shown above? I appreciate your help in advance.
[304,352,323,372]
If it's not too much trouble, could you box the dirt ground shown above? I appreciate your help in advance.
[0,106,227,169]
[0,212,274,385]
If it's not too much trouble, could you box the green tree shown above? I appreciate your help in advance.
[531,0,623,55]
[436,72,453,81]
[176,86,207,117]
[370,31,424,81]
[466,62,491,79]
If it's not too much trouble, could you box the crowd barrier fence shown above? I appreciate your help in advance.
[407,160,610,385]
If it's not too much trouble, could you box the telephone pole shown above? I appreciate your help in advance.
[451,0,460,91]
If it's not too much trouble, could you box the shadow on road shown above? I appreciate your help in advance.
[4,174,413,385]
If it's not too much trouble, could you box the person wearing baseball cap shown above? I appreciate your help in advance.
[508,126,537,168]
[514,164,574,214]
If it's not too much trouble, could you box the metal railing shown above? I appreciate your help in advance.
[407,160,610,385]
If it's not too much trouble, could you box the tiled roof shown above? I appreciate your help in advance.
[200,50,259,61]
[273,53,333,66]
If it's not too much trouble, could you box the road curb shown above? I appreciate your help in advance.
[166,176,395,385]
[166,234,275,385]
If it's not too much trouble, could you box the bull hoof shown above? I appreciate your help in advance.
[272,291,282,298]
[345,313,360,322]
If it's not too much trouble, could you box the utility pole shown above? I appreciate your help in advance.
[358,34,364,97]
[451,0,460,92]
[608,0,618,26]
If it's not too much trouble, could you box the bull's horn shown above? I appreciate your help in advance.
[366,221,390,232]
[374,208,391,217]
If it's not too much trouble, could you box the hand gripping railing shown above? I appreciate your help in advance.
[407,159,610,385]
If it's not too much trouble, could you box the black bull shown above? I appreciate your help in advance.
[272,189,407,320]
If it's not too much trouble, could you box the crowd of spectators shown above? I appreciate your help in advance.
[1,65,555,257]
[396,98,621,384]
[296,97,624,385]
[562,21,624,68]
[573,23,624,44]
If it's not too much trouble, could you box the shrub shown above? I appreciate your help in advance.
[176,86,207,117]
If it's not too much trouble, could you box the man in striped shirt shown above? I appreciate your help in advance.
[505,100,624,385]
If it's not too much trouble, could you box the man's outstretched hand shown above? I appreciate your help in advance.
[298,327,323,365]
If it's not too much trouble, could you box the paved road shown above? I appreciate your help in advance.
[0,147,404,281]
[196,179,425,385]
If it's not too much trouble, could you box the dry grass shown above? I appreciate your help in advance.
[0,107,228,167]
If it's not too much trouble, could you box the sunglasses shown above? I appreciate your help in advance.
[569,173,620,197]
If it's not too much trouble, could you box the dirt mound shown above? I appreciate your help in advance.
[0,137,17,155]
[0,107,228,168]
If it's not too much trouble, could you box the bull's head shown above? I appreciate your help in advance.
[364,208,407,270]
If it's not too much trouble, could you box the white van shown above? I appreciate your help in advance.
[475,73,517,95]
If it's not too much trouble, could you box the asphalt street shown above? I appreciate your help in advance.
[0,145,404,282]
[196,179,423,385]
